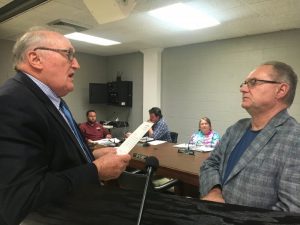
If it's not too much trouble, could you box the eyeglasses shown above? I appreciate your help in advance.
[33,47,75,61]
[240,78,282,88]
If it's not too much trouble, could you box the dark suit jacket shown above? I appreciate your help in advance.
[0,72,99,225]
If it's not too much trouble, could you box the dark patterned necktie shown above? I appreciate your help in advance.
[60,100,93,163]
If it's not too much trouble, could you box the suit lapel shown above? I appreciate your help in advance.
[221,119,250,178]
[13,72,89,161]
[223,110,289,185]
[223,127,276,184]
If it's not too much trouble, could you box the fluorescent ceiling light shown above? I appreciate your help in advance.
[149,3,220,30]
[65,32,120,46]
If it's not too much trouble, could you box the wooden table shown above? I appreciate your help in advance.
[129,142,210,197]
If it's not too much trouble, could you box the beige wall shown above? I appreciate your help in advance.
[162,29,300,142]
[106,52,144,136]
[0,39,15,83]
[63,52,107,123]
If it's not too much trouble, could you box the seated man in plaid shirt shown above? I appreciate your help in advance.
[147,107,171,142]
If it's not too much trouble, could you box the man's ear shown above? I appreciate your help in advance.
[27,51,43,70]
[276,83,289,100]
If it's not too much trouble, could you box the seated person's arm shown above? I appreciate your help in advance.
[149,123,167,140]
[189,133,197,145]
[211,132,221,148]
[272,143,300,212]
[148,127,154,137]
[199,128,230,202]
[199,145,224,203]
[104,128,112,139]
[79,124,90,143]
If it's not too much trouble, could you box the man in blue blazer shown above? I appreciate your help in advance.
[200,61,300,212]
[0,28,131,225]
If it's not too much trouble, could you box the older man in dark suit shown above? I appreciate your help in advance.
[0,28,130,225]
[200,61,300,212]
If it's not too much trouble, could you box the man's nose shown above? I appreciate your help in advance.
[71,58,80,69]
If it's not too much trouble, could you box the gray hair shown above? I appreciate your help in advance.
[12,26,57,71]
[262,61,298,106]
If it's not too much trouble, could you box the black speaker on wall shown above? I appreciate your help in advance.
[107,81,132,107]
[89,83,108,104]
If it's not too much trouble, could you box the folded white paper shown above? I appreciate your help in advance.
[117,121,154,155]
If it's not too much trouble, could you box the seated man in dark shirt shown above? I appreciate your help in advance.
[79,110,111,145]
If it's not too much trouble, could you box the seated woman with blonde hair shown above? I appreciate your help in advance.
[189,117,220,148]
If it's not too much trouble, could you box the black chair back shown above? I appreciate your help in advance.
[118,171,150,191]
[118,171,179,193]
[170,132,178,143]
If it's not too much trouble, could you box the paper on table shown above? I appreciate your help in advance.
[173,143,189,148]
[117,121,154,155]
[91,138,120,146]
[148,140,166,145]
[194,146,214,152]
[173,143,214,152]
[139,137,154,143]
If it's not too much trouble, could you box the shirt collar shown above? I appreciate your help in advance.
[24,73,61,109]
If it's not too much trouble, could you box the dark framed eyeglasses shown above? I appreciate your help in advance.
[240,78,282,88]
[33,47,75,61]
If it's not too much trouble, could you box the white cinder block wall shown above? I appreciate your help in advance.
[162,29,300,143]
